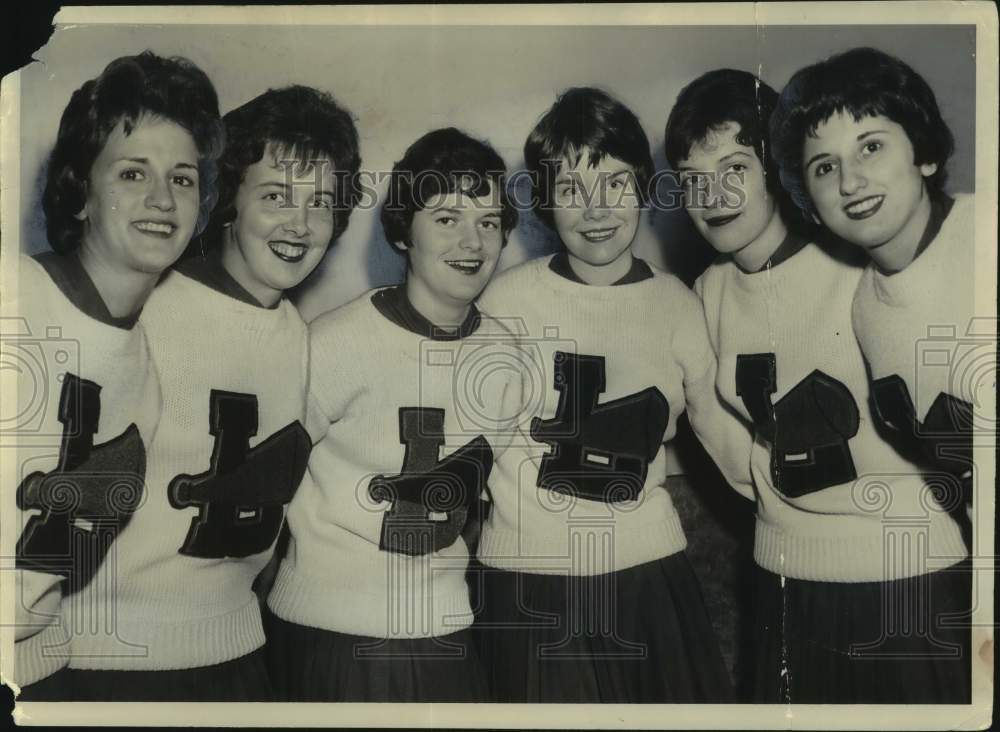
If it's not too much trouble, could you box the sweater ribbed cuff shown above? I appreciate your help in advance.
[477,512,688,575]
[754,516,969,582]
[15,620,70,688]
[66,598,265,671]
[268,560,474,639]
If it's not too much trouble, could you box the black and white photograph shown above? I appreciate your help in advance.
[1,3,996,728]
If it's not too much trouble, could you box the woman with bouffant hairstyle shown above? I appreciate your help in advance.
[15,51,222,700]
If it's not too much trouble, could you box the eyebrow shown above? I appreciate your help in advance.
[117,157,198,170]
[805,129,889,169]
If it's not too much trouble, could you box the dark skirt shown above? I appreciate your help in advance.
[263,609,487,702]
[15,667,74,701]
[65,649,274,701]
[751,560,972,704]
[471,553,735,703]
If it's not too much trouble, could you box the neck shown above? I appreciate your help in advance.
[77,244,158,318]
[733,207,788,273]
[222,228,282,307]
[869,186,933,274]
[567,248,634,286]
[404,277,469,328]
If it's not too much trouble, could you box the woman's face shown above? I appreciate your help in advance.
[80,115,201,275]
[223,145,337,306]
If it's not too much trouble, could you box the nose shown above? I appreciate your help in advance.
[459,220,484,252]
[839,159,867,197]
[582,198,610,222]
[145,177,176,212]
[283,203,311,238]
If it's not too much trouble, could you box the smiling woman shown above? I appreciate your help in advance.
[13,51,224,701]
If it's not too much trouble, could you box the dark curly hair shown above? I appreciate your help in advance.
[524,87,654,230]
[196,85,362,253]
[381,127,517,250]
[770,47,954,216]
[664,68,809,232]
[42,51,224,254]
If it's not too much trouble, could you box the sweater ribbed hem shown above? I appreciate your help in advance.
[754,517,969,582]
[477,512,688,575]
[268,561,473,639]
[15,621,70,688]
[65,598,264,671]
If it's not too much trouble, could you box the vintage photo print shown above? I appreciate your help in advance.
[1,3,996,728]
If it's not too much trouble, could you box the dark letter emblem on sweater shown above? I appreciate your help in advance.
[736,354,859,498]
[169,390,310,559]
[530,352,669,503]
[368,407,493,556]
[871,375,973,499]
[16,373,145,590]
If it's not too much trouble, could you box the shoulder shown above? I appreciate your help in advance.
[479,256,551,309]
[308,287,384,339]
[646,263,701,309]
[692,255,733,301]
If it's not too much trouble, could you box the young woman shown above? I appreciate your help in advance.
[763,48,973,703]
[13,51,223,700]
[265,127,522,702]
[473,87,751,703]
[60,85,361,701]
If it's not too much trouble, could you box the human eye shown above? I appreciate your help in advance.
[171,174,196,188]
[861,139,883,156]
[435,215,456,226]
[480,218,500,231]
[813,160,836,178]
[728,162,748,174]
[119,168,146,182]
[263,191,287,204]
[309,196,333,210]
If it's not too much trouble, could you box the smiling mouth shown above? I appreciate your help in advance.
[445,259,484,275]
[269,241,308,263]
[133,220,177,237]
[704,212,741,228]
[844,195,884,220]
[579,227,619,243]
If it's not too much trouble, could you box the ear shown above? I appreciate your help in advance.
[919,162,939,178]
[74,206,88,222]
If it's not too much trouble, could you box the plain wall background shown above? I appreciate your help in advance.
[18,24,976,321]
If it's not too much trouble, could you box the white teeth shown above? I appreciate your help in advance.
[846,196,883,214]
[134,221,174,234]
[446,260,483,274]
[581,228,617,242]
[270,242,306,257]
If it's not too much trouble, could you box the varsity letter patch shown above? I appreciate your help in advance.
[871,374,973,479]
[369,407,493,557]
[169,390,310,559]
[16,373,145,590]
[736,354,859,497]
[530,352,668,503]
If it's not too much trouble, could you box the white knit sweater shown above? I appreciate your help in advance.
[696,242,968,581]
[64,269,310,670]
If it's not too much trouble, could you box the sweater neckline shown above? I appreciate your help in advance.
[548,251,654,286]
[175,250,281,310]
[371,285,482,341]
[33,251,140,330]
[868,193,964,302]
[534,254,661,300]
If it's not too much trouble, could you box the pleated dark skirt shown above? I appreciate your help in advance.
[471,552,734,703]
[751,560,972,704]
[64,649,274,701]
[263,609,487,702]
